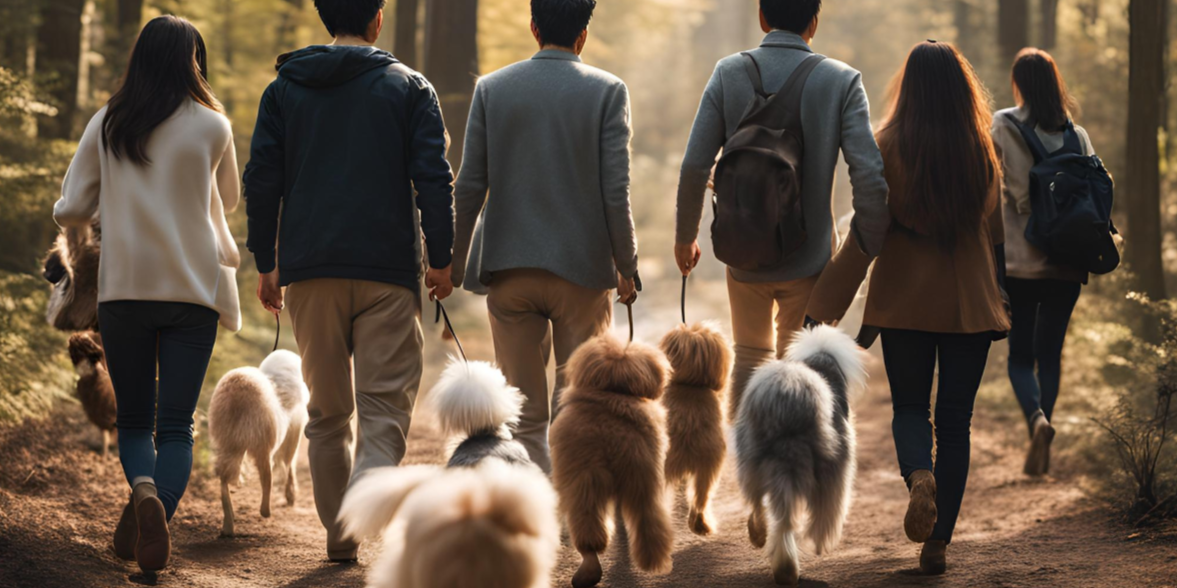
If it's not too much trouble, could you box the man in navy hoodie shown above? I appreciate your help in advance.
[243,0,454,561]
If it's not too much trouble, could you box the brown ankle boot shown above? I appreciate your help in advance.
[133,482,171,572]
[920,540,947,575]
[904,469,937,542]
[1024,415,1055,476]
[113,495,137,560]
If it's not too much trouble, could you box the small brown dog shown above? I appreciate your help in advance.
[550,335,674,588]
[67,331,117,460]
[660,321,731,536]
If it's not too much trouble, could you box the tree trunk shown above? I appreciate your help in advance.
[998,0,1029,67]
[395,0,420,69]
[113,0,142,77]
[1040,0,1059,49]
[276,0,306,51]
[35,0,87,139]
[1125,0,1168,301]
[425,0,479,170]
[955,0,980,67]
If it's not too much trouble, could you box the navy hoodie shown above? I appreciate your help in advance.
[244,45,454,290]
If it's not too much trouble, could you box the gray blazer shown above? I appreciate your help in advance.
[452,50,638,292]
[676,31,890,283]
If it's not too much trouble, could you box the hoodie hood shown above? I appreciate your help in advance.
[276,45,397,88]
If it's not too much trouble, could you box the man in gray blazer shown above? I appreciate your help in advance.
[451,0,638,473]
[675,0,890,416]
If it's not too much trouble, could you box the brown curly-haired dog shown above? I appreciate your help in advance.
[660,321,731,536]
[550,335,674,588]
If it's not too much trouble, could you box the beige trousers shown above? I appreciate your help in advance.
[726,269,819,421]
[486,269,613,473]
[286,278,423,560]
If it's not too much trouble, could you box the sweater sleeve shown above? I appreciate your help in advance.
[675,63,726,245]
[600,81,639,280]
[243,81,285,274]
[451,81,489,287]
[840,73,890,257]
[213,132,242,269]
[992,117,1033,215]
[408,74,456,270]
[54,112,103,228]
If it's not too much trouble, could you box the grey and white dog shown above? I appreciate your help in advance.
[426,359,532,468]
[734,325,867,586]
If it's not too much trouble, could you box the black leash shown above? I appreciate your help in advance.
[272,312,281,353]
[435,300,468,363]
[626,302,634,343]
[681,275,688,325]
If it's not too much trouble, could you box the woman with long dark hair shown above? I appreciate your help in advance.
[53,15,241,572]
[992,48,1095,477]
[864,41,1010,574]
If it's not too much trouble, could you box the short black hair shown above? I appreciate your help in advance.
[313,0,386,38]
[531,0,596,48]
[761,0,822,35]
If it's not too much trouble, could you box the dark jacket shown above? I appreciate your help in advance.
[244,45,454,290]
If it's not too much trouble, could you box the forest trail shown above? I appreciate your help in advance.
[2,355,1175,588]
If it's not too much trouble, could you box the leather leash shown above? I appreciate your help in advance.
[435,300,468,363]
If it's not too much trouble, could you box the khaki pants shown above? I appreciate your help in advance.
[286,278,423,560]
[487,269,613,473]
[726,269,818,421]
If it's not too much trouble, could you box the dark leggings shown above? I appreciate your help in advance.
[98,301,219,520]
[881,328,992,543]
[1005,277,1082,431]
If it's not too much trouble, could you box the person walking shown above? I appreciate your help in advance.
[53,15,242,572]
[674,0,890,419]
[450,0,639,474]
[992,48,1097,476]
[243,0,454,561]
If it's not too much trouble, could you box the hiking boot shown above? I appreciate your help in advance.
[133,482,171,572]
[112,495,137,560]
[1024,414,1056,476]
[904,469,937,542]
[919,540,947,575]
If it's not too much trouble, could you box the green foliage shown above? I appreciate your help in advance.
[0,271,73,423]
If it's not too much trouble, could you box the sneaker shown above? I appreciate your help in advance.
[113,495,137,561]
[919,540,947,575]
[904,469,937,543]
[133,484,171,572]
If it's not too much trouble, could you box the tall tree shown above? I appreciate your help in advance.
[425,0,478,170]
[1040,0,1059,49]
[35,0,87,139]
[1124,0,1168,300]
[998,0,1029,67]
[955,0,981,67]
[395,0,419,69]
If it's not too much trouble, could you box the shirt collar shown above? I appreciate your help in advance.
[760,30,814,52]
[532,49,583,62]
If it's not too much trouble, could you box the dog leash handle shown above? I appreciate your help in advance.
[435,300,468,363]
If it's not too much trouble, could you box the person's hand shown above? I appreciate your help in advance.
[426,265,454,301]
[617,272,638,305]
[674,241,702,276]
[257,270,283,315]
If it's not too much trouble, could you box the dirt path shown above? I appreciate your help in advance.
[2,354,1175,588]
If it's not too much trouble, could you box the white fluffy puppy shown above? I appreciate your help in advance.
[426,358,531,468]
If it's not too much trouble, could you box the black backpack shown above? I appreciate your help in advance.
[1006,113,1119,275]
[711,53,825,272]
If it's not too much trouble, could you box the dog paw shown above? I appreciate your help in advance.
[571,552,603,588]
[260,506,271,519]
[748,511,767,548]
[688,508,713,536]
[772,561,800,586]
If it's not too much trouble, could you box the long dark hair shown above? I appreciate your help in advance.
[1011,47,1077,132]
[876,41,999,249]
[103,16,221,165]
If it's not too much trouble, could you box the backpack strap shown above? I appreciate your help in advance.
[741,52,769,99]
[778,54,826,129]
[1060,121,1084,155]
[1004,112,1051,164]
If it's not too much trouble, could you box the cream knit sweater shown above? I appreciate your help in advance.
[54,101,242,331]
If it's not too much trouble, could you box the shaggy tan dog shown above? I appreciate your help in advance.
[208,350,309,537]
[659,321,731,536]
[43,224,101,332]
[549,335,674,588]
[338,462,559,588]
[67,331,117,460]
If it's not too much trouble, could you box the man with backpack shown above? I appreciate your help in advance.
[674,0,890,417]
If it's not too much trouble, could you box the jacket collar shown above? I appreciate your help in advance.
[532,49,583,62]
[760,30,814,52]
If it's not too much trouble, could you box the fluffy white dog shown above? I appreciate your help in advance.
[734,325,867,586]
[208,349,309,537]
[425,358,531,468]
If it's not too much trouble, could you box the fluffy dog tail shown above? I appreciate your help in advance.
[426,359,524,438]
[785,325,868,401]
[337,465,441,541]
[260,350,309,412]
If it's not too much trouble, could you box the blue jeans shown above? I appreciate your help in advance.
[98,301,219,520]
[1005,278,1082,432]
[881,328,992,543]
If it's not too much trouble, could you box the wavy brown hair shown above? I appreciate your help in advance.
[1011,47,1078,132]
[103,16,222,165]
[876,41,999,249]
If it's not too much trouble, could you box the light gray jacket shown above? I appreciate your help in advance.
[676,31,890,283]
[451,50,638,292]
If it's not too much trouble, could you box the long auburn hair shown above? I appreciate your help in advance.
[103,16,222,165]
[1011,47,1077,132]
[876,41,999,249]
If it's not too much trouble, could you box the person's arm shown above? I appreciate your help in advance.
[213,133,242,269]
[992,116,1033,215]
[839,72,890,257]
[451,81,489,288]
[407,73,456,300]
[674,64,726,274]
[600,80,639,284]
[54,113,103,228]
[243,81,285,276]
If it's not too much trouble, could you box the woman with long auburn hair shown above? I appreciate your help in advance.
[53,15,241,572]
[993,48,1096,477]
